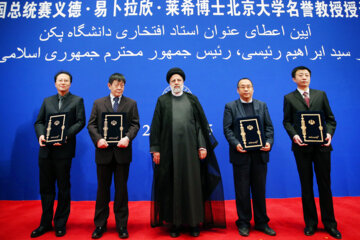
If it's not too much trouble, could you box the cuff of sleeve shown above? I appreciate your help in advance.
[232,141,240,149]
[150,146,160,152]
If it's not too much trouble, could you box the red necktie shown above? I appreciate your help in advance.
[303,92,310,108]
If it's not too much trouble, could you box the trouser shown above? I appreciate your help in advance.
[39,157,71,229]
[294,150,337,229]
[94,159,130,231]
[232,152,269,228]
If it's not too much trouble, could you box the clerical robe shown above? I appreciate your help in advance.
[150,91,226,228]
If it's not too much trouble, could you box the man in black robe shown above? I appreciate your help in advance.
[150,68,226,238]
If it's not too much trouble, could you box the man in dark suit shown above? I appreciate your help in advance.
[283,66,341,239]
[32,71,86,238]
[88,73,140,239]
[223,78,275,237]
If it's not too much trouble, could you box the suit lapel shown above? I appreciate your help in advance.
[235,99,246,117]
[104,95,113,112]
[293,90,309,109]
[253,99,260,116]
[117,96,127,112]
[59,93,72,112]
[51,94,60,113]
[309,89,316,108]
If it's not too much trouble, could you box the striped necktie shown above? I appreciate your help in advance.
[303,92,310,108]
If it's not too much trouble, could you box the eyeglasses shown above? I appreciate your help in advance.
[238,86,252,90]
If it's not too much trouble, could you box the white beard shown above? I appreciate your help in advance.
[171,85,184,96]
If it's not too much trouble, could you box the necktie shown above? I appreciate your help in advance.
[113,97,119,112]
[303,92,310,108]
[59,96,64,110]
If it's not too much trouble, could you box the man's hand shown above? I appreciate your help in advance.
[153,152,160,165]
[39,135,46,147]
[236,143,247,153]
[293,135,308,146]
[260,142,271,151]
[117,137,130,148]
[97,138,109,148]
[198,149,207,160]
[53,136,68,146]
[322,133,332,147]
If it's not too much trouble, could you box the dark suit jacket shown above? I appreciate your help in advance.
[34,93,86,159]
[223,99,274,164]
[87,95,140,164]
[283,89,336,152]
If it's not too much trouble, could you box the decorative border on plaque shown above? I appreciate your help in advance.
[239,118,263,149]
[102,113,125,144]
[46,113,66,143]
[300,113,325,143]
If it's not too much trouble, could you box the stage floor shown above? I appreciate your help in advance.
[0,197,359,239]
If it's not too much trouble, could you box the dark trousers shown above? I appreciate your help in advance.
[94,159,130,231]
[294,150,337,229]
[38,157,72,229]
[232,152,269,228]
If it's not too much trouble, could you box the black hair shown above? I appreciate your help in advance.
[291,66,311,78]
[237,78,253,88]
[109,73,126,85]
[54,71,72,83]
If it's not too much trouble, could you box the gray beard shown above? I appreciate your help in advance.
[171,85,184,96]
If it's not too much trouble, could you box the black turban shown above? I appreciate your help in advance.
[166,67,185,83]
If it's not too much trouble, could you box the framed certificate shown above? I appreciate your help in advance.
[102,112,127,145]
[296,111,327,144]
[45,113,67,144]
[236,116,264,150]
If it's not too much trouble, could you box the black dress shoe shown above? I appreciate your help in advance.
[92,226,107,239]
[325,227,342,239]
[170,226,180,238]
[55,228,66,237]
[119,227,129,239]
[238,226,249,237]
[304,226,316,236]
[190,226,200,237]
[30,225,52,238]
[255,225,276,236]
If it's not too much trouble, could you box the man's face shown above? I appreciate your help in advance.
[293,69,311,90]
[237,79,254,102]
[55,73,71,95]
[169,74,184,94]
[108,80,125,97]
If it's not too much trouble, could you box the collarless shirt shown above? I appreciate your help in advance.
[240,98,254,117]
[240,98,253,103]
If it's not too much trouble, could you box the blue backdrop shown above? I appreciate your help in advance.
[0,0,359,201]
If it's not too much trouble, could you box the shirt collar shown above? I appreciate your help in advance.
[297,88,310,97]
[110,93,122,102]
[58,92,70,99]
[171,90,184,97]
[240,98,253,103]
